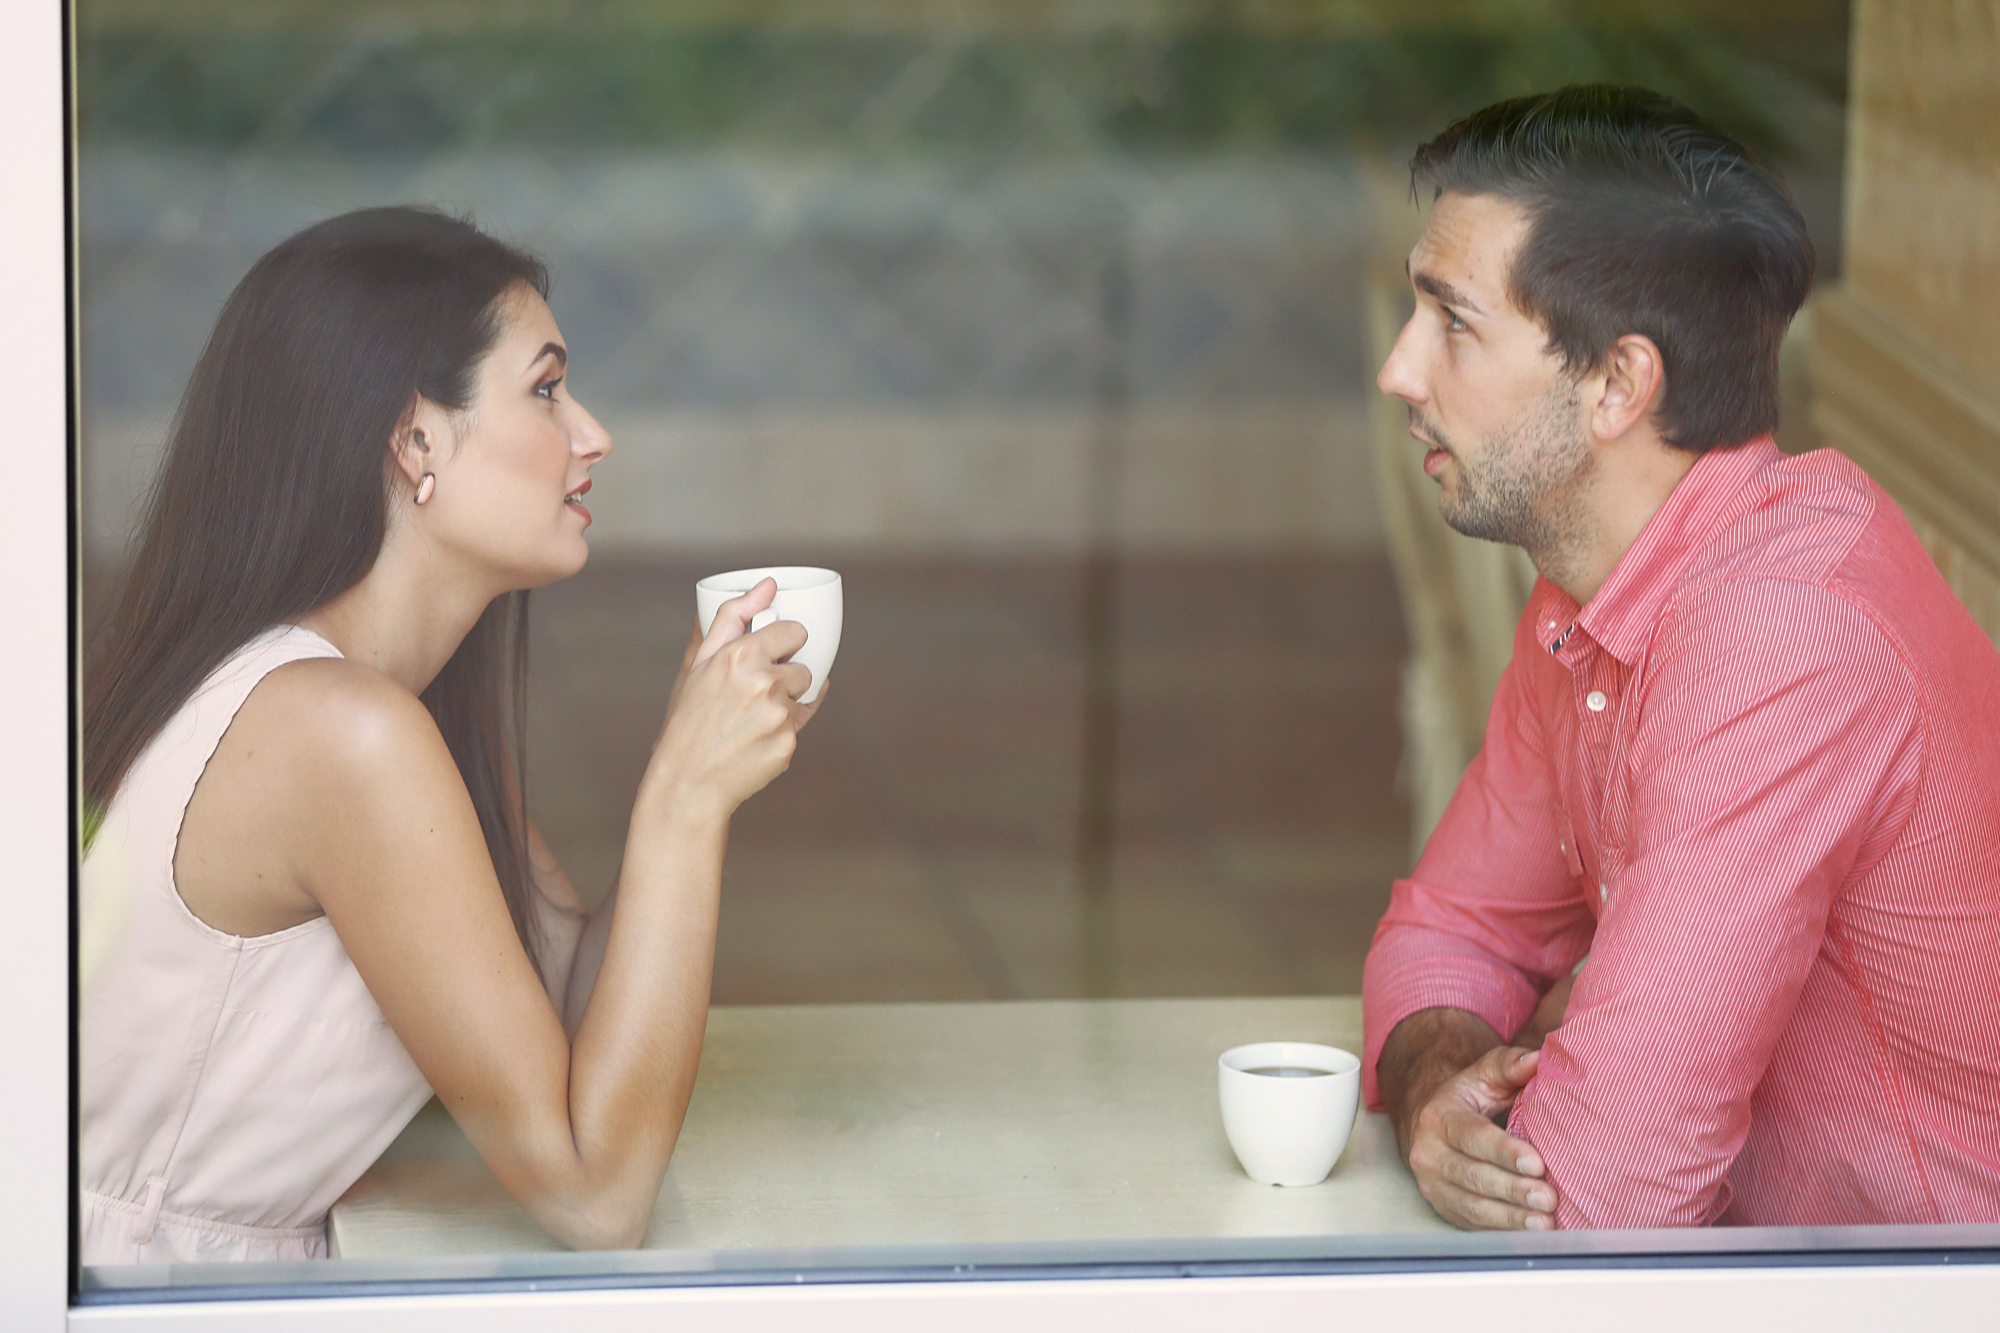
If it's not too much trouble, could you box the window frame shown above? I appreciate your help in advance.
[12,4,2000,1327]
[2,0,79,1328]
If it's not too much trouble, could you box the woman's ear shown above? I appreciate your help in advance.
[1590,333,1666,443]
[388,400,437,491]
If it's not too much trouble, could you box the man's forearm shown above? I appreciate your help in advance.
[1377,1006,1506,1159]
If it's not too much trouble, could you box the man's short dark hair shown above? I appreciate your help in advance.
[1412,84,1814,454]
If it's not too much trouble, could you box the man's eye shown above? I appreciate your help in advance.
[1443,308,1468,332]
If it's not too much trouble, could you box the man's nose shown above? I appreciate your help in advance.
[1376,315,1427,406]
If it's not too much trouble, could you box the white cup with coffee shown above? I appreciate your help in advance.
[695,566,842,704]
[1217,1042,1361,1187]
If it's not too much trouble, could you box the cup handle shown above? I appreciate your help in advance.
[750,608,779,632]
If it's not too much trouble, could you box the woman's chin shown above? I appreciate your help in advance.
[547,541,592,583]
[505,540,591,592]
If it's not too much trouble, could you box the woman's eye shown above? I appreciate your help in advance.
[536,376,563,401]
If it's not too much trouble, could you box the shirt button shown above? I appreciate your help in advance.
[1586,690,1608,712]
[1600,883,1609,903]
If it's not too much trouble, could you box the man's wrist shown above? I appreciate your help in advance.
[1378,1006,1505,1159]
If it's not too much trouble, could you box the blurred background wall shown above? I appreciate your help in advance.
[78,0,1849,565]
[76,0,1853,1002]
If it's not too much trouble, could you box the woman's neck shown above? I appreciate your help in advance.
[295,528,502,695]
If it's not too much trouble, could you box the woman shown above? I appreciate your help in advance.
[80,207,818,1263]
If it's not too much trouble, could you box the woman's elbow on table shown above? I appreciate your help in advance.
[551,1205,652,1253]
[517,1171,659,1251]
[482,1117,675,1251]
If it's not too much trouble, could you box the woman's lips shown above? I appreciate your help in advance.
[565,479,593,526]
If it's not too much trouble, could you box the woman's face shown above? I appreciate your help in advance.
[418,284,613,591]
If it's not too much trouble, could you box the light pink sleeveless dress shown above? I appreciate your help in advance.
[79,625,435,1264]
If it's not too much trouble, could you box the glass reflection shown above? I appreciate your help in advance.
[78,0,2000,1294]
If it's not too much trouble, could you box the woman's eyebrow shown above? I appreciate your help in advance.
[528,342,568,372]
[1407,262,1487,317]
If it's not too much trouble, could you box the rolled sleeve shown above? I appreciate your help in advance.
[1362,609,1598,1109]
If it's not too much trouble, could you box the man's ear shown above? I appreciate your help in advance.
[1590,333,1666,443]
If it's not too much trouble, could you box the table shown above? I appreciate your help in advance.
[329,996,1451,1257]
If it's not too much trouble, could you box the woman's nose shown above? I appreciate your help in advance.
[572,401,613,462]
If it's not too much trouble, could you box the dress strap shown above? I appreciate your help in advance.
[90,625,345,948]
[157,624,342,806]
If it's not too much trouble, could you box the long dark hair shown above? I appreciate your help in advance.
[85,206,551,963]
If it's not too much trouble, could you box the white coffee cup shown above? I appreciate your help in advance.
[695,566,842,705]
[1217,1042,1361,1187]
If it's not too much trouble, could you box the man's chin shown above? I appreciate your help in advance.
[1437,492,1503,544]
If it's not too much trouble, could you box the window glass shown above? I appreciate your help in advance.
[73,0,2000,1302]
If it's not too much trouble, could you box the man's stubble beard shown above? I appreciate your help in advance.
[1424,379,1594,569]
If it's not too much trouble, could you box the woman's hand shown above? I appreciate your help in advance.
[643,579,816,821]
[662,609,830,737]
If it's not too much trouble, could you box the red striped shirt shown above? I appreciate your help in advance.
[1362,438,2000,1228]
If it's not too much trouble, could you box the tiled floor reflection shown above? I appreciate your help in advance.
[525,552,1410,1003]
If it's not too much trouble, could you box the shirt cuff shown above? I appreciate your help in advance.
[1362,954,1541,1110]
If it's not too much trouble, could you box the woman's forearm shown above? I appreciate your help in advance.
[520,594,802,1246]
[528,799,728,1247]
[562,885,614,1039]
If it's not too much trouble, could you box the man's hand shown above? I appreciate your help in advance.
[1403,1046,1555,1230]
[1378,1006,1558,1231]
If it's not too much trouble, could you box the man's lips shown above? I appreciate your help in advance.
[1412,430,1451,476]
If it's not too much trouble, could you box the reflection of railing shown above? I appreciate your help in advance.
[75,150,1380,564]
[77,6,1841,161]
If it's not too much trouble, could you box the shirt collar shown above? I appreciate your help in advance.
[1571,436,1782,666]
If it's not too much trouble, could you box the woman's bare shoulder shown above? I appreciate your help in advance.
[178,658,463,934]
[216,656,474,843]
[241,656,449,771]
[214,656,500,921]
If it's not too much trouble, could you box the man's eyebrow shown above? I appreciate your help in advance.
[529,342,568,372]
[1406,260,1487,317]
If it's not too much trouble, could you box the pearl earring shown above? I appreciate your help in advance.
[414,473,436,505]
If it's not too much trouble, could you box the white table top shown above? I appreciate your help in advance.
[329,996,1451,1258]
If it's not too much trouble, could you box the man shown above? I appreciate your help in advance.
[1363,85,2000,1230]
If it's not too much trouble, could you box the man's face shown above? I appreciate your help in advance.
[1376,191,1594,549]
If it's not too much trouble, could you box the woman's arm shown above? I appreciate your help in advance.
[560,879,612,1040]
[257,581,815,1249]
[548,618,827,1039]
[522,825,586,1021]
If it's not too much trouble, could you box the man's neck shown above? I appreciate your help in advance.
[1531,435,1699,607]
